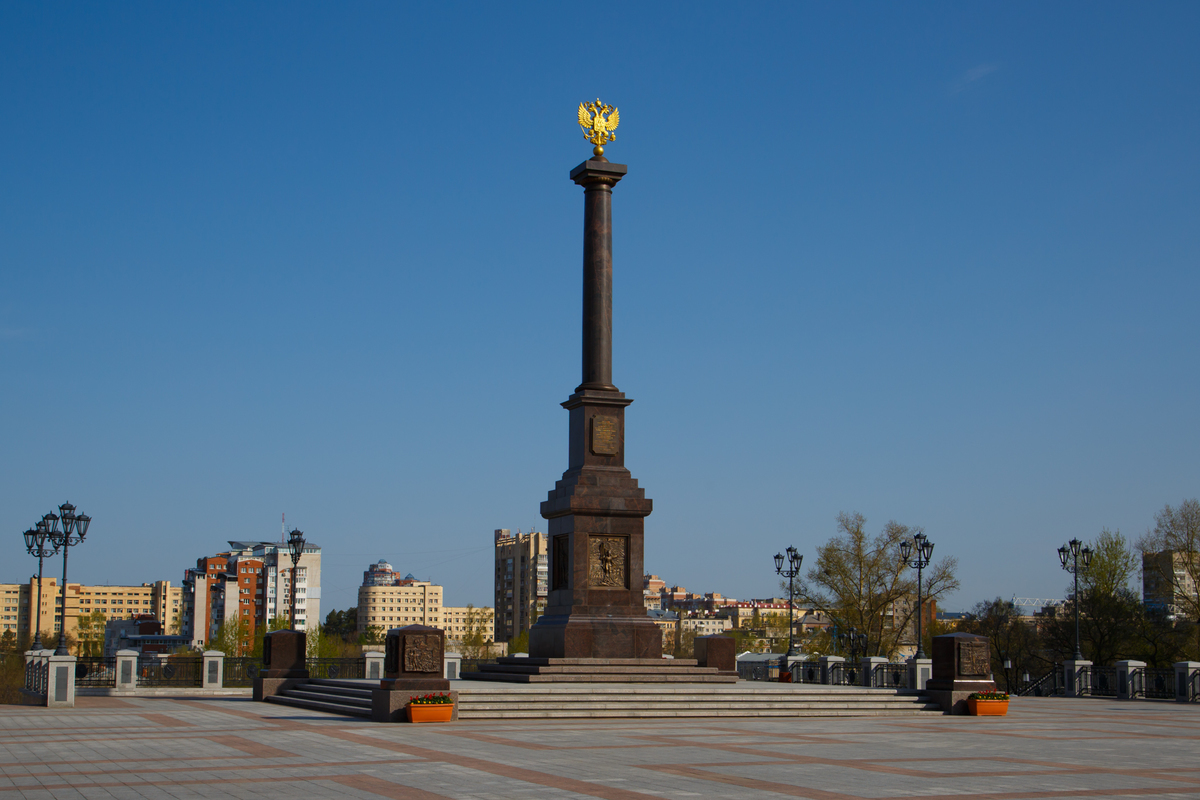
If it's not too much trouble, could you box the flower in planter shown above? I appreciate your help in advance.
[409,692,453,705]
[968,691,1009,701]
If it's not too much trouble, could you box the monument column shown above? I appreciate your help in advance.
[529,100,660,660]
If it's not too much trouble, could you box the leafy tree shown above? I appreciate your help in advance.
[800,512,959,659]
[0,630,16,654]
[507,630,529,654]
[672,625,698,658]
[75,609,108,657]
[359,625,385,646]
[959,598,1043,692]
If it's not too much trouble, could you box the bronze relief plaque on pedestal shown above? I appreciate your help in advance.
[591,416,619,456]
[958,639,990,677]
[403,634,442,673]
[588,535,627,588]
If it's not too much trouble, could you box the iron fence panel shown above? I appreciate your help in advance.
[1144,668,1174,700]
[223,657,264,687]
[1089,665,1117,697]
[306,658,365,680]
[75,657,116,687]
[828,663,860,686]
[871,663,907,689]
[797,661,821,684]
[1019,668,1061,697]
[138,658,203,687]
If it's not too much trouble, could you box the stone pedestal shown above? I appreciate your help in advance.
[202,651,224,689]
[1174,661,1199,702]
[908,657,932,692]
[364,651,385,681]
[529,157,660,662]
[254,629,308,701]
[372,625,452,722]
[1116,660,1146,699]
[1063,659,1092,697]
[115,649,138,691]
[924,633,995,714]
[46,655,76,708]
[694,635,736,675]
[819,655,844,685]
[861,656,888,688]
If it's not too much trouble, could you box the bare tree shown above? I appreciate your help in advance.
[799,512,958,659]
[1137,499,1200,624]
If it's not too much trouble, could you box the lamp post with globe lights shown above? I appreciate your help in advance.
[286,529,306,630]
[23,520,61,650]
[1058,538,1093,661]
[899,532,934,659]
[774,546,803,661]
[46,502,91,656]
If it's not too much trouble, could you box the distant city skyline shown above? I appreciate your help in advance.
[2,4,1197,617]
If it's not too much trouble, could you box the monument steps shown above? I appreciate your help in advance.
[265,679,374,718]
[463,656,740,684]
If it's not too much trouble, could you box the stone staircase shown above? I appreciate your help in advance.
[262,679,940,719]
[456,683,941,719]
[264,679,373,718]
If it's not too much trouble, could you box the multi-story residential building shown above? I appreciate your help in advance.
[355,571,495,646]
[364,560,405,586]
[181,539,322,647]
[0,579,182,642]
[680,615,734,637]
[1143,550,1199,617]
[643,575,666,610]
[493,528,548,643]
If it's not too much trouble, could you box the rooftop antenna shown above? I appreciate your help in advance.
[281,513,285,544]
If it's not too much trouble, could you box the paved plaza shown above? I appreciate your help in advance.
[1,695,1199,799]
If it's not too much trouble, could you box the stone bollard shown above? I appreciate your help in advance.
[862,656,888,687]
[115,649,139,691]
[254,630,308,701]
[1173,661,1199,702]
[907,656,932,692]
[46,654,77,708]
[925,633,995,714]
[373,625,457,722]
[202,651,224,689]
[364,651,385,681]
[819,655,844,685]
[1116,660,1145,699]
[1063,659,1092,697]
[443,651,462,680]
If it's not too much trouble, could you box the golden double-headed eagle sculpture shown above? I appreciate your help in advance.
[578,98,619,157]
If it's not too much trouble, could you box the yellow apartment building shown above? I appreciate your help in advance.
[0,578,183,644]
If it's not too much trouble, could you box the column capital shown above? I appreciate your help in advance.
[571,159,627,187]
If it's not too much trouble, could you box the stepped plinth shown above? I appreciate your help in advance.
[463,657,738,684]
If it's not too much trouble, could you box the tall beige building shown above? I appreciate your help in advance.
[493,528,548,642]
[0,578,182,643]
[356,573,494,646]
[1143,550,1199,617]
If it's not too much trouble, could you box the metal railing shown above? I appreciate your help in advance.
[75,657,116,688]
[737,660,774,681]
[827,663,860,686]
[138,658,203,687]
[796,661,821,684]
[25,656,47,694]
[223,657,263,687]
[1089,665,1118,697]
[306,658,365,680]
[1140,668,1175,700]
[871,663,908,689]
[1019,668,1060,697]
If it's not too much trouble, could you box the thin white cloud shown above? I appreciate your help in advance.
[950,63,1001,95]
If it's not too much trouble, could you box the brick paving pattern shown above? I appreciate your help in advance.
[1,696,1198,799]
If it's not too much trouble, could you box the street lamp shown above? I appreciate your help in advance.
[23,521,61,650]
[1058,538,1093,661]
[774,546,803,660]
[46,502,91,656]
[286,528,306,630]
[900,532,935,659]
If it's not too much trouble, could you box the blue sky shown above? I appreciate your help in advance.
[2,3,1197,616]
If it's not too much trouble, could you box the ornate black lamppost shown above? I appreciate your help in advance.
[23,520,61,650]
[774,546,803,658]
[46,502,91,656]
[900,532,934,659]
[286,528,306,630]
[1058,538,1093,661]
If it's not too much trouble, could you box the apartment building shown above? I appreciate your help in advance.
[356,570,495,646]
[181,539,322,647]
[0,579,182,642]
[1143,550,1199,617]
[493,528,548,643]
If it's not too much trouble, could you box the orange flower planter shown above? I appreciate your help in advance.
[407,704,454,723]
[967,698,1009,716]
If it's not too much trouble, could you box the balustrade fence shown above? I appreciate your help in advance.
[75,657,116,687]
[1020,663,1200,702]
[871,663,908,689]
[306,658,366,680]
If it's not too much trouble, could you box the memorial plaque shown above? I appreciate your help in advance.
[403,634,442,673]
[588,535,627,588]
[591,416,619,455]
[958,639,990,676]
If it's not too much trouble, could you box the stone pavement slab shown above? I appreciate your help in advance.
[1,696,1198,799]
